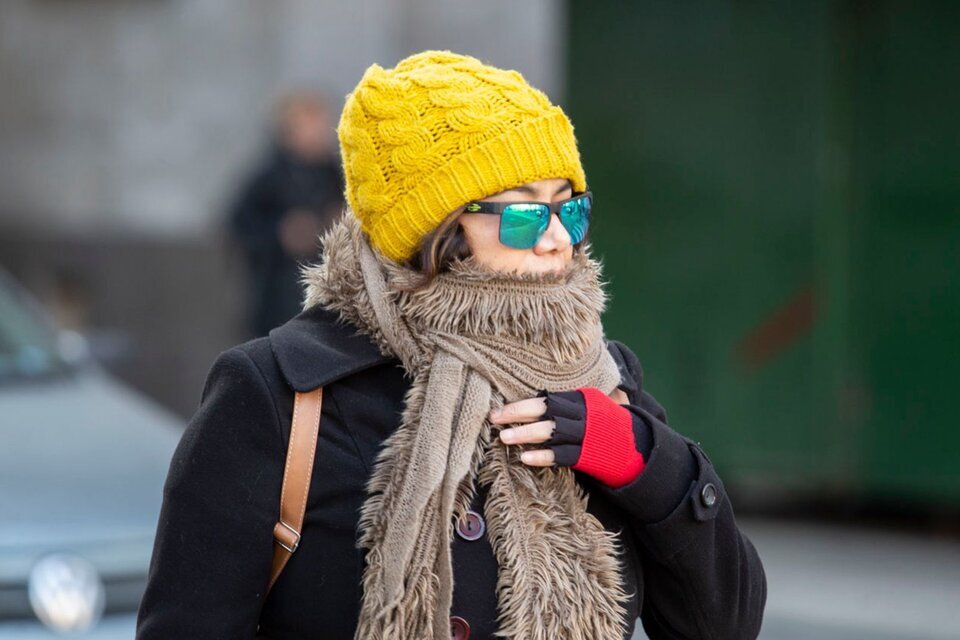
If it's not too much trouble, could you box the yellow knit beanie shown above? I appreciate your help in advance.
[337,50,587,263]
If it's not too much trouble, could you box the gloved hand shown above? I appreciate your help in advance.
[494,387,652,488]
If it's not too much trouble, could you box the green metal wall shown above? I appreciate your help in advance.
[568,1,960,505]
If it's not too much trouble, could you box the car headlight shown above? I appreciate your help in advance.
[28,553,106,632]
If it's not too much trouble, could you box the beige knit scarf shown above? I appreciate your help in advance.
[301,210,630,639]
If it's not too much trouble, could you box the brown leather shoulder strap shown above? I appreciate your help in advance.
[267,387,323,594]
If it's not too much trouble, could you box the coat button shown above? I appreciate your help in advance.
[700,483,718,508]
[450,616,471,639]
[456,510,486,541]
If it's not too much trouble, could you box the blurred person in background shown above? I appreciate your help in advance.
[138,51,765,639]
[228,90,344,338]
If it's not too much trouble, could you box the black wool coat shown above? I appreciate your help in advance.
[136,304,767,639]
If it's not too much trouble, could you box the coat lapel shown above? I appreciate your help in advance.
[269,305,396,392]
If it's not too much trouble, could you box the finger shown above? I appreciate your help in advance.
[548,415,585,445]
[490,397,547,424]
[499,420,554,445]
[551,444,582,467]
[609,387,630,405]
[519,448,555,467]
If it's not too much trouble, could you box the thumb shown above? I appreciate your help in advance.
[608,387,630,405]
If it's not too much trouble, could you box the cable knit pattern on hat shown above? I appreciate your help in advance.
[338,50,587,262]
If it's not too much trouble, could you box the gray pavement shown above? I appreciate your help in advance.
[634,517,960,639]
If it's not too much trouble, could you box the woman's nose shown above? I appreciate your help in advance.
[533,212,572,254]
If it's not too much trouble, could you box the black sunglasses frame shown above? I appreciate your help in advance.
[463,191,593,216]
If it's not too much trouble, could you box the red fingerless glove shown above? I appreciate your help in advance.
[573,387,646,487]
[542,387,647,488]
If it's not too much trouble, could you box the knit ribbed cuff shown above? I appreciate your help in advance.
[573,387,646,488]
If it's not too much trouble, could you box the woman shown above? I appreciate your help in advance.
[137,51,766,639]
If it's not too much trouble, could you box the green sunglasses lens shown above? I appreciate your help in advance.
[559,195,591,244]
[491,194,591,248]
[500,203,550,249]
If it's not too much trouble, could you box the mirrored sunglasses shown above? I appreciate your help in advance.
[463,192,592,249]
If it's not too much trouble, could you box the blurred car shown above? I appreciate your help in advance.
[0,268,182,638]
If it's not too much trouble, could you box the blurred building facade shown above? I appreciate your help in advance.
[567,0,960,511]
[1,0,958,514]
[0,0,565,416]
